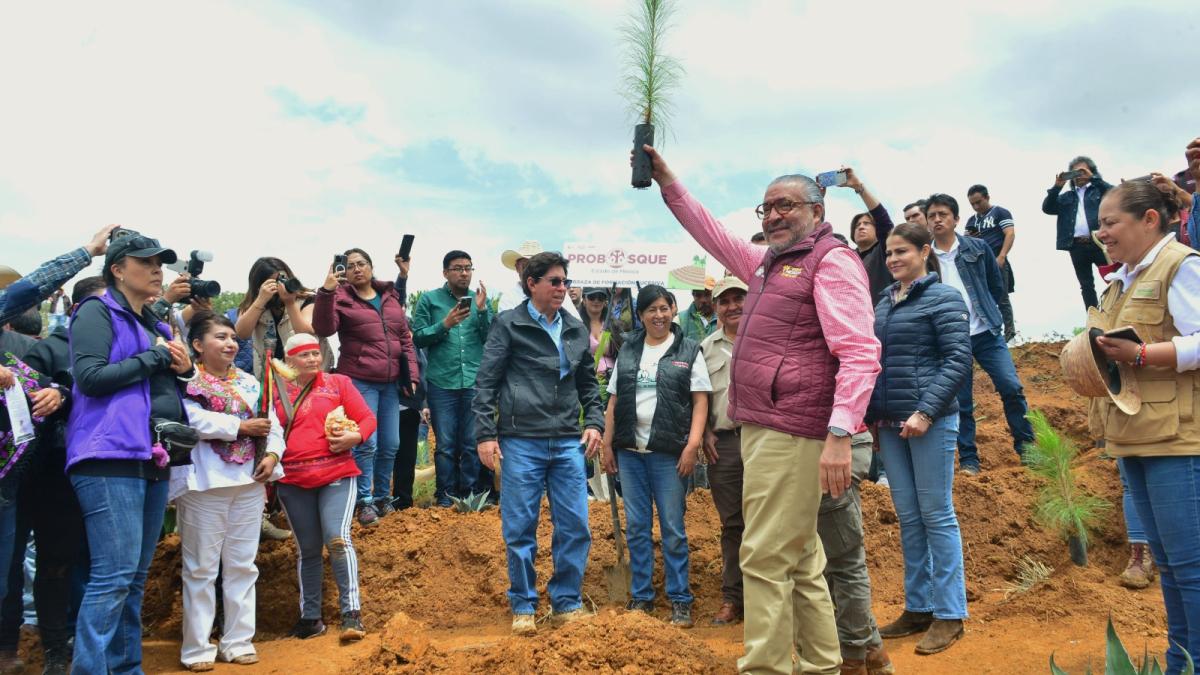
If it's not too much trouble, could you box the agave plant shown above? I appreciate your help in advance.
[449,491,493,513]
[620,0,684,189]
[1049,617,1194,674]
[1023,410,1109,566]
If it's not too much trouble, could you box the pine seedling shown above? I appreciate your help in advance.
[620,0,684,136]
[1023,410,1109,565]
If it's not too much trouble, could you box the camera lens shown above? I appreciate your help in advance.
[190,279,222,299]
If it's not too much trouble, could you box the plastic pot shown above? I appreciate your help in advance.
[1068,534,1088,567]
[631,123,655,189]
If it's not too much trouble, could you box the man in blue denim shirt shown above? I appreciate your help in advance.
[0,224,118,326]
[925,194,1033,475]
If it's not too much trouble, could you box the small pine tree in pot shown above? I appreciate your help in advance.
[1023,410,1110,567]
[621,0,684,189]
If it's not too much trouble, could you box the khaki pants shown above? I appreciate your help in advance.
[739,424,840,675]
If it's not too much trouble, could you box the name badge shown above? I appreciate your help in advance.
[1132,281,1161,300]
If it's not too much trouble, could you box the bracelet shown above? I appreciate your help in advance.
[915,411,933,424]
[1133,342,1148,367]
[265,452,280,463]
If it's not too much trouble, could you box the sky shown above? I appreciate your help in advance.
[1,0,1197,339]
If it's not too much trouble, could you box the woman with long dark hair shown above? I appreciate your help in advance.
[870,223,973,655]
[312,249,418,525]
[231,257,323,380]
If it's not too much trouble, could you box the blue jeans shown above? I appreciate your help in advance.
[69,475,169,675]
[350,378,401,505]
[617,449,692,604]
[1121,456,1200,673]
[1118,459,1146,544]
[498,436,590,615]
[427,384,482,503]
[956,330,1034,468]
[878,416,968,620]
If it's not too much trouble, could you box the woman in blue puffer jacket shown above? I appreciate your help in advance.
[868,223,973,656]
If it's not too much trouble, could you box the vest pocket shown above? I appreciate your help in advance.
[1116,303,1165,342]
[1105,379,1178,444]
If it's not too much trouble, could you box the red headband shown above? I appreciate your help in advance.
[286,343,320,356]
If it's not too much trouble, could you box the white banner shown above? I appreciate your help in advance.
[563,242,713,289]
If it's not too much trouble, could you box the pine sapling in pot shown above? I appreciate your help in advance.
[620,0,684,189]
[1023,410,1109,567]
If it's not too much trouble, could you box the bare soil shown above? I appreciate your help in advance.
[131,341,1168,674]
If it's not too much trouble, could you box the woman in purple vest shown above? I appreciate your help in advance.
[67,233,194,674]
[868,223,973,655]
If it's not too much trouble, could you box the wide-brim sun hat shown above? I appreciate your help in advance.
[1060,311,1141,415]
[501,241,544,271]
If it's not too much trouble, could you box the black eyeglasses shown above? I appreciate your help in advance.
[539,276,572,288]
[755,199,811,220]
[447,265,474,273]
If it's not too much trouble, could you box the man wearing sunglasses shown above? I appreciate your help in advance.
[473,252,604,636]
[639,145,881,675]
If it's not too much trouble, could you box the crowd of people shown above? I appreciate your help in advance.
[0,136,1196,674]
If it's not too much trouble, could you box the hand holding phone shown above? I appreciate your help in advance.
[457,296,471,311]
[333,254,348,275]
[816,170,848,189]
[398,234,415,261]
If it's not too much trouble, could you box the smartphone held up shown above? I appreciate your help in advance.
[816,170,849,189]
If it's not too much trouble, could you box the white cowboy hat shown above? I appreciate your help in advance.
[500,241,544,271]
[0,266,20,290]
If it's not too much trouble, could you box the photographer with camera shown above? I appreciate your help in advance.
[231,258,321,381]
[1042,156,1115,309]
[67,232,194,674]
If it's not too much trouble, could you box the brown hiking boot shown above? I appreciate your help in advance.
[878,610,933,638]
[839,658,867,675]
[1119,543,1157,590]
[711,602,743,626]
[866,644,895,674]
[915,619,964,655]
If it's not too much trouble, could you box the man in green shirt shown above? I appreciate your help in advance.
[411,250,495,506]
[677,287,717,343]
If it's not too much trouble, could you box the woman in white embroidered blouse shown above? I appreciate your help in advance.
[172,312,284,672]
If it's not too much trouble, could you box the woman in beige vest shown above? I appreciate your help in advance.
[1092,180,1200,673]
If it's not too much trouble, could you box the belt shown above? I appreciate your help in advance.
[715,428,741,438]
[1073,235,1094,244]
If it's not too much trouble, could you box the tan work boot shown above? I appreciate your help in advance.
[866,644,895,674]
[511,614,536,636]
[552,608,592,626]
[1118,543,1157,590]
[915,619,964,655]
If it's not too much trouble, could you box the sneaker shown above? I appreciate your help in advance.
[226,653,259,665]
[878,610,933,639]
[184,662,214,672]
[624,599,654,614]
[376,501,396,517]
[914,619,964,655]
[356,503,379,527]
[339,611,365,642]
[261,516,292,541]
[287,618,326,640]
[958,463,980,476]
[511,614,536,636]
[669,601,694,628]
[552,607,591,625]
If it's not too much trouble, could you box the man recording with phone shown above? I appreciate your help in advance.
[1042,155,1115,309]
[410,250,494,507]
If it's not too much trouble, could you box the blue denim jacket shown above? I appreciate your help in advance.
[1187,199,1200,253]
[949,234,1009,336]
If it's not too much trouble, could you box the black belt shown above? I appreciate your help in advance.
[1073,235,1094,244]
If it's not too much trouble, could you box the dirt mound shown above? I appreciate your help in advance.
[354,609,724,674]
[140,341,1168,672]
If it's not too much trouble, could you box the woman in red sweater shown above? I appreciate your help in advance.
[273,333,376,642]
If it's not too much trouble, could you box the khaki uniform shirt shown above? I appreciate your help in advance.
[701,329,738,432]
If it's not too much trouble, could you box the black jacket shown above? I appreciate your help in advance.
[1041,175,1114,250]
[21,326,72,475]
[613,325,700,456]
[473,299,603,443]
[867,274,973,424]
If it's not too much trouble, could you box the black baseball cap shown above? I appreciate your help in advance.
[104,234,178,267]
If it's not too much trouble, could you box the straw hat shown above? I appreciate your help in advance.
[501,241,544,271]
[0,266,20,290]
[1059,311,1141,415]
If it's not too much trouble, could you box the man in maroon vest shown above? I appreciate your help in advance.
[639,146,881,675]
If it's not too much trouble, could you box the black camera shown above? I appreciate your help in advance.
[168,250,221,299]
[276,272,303,294]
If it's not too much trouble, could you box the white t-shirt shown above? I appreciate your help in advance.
[606,334,712,453]
[1074,184,1091,237]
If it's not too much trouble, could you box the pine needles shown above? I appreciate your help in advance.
[1002,555,1053,600]
[1023,411,1109,553]
[619,0,684,136]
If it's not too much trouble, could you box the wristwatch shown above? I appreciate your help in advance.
[828,426,850,438]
